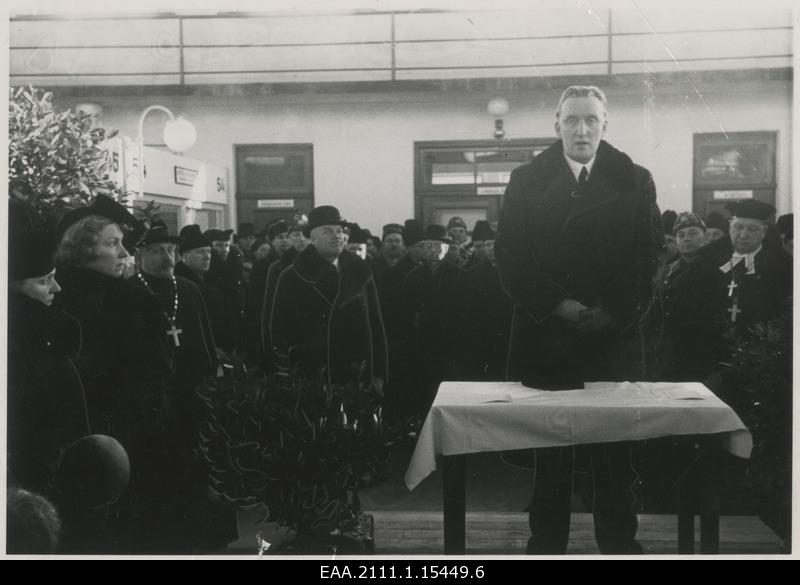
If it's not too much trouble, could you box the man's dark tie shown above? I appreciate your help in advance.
[578,166,589,186]
[571,166,589,199]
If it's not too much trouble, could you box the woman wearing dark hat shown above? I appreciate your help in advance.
[54,195,178,552]
[7,224,90,498]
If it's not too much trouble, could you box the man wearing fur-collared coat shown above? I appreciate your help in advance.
[270,206,388,389]
[495,86,663,555]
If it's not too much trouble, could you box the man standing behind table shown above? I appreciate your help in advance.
[495,85,663,554]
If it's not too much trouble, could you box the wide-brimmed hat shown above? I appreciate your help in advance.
[136,220,180,248]
[179,224,212,254]
[10,226,57,281]
[725,199,776,221]
[424,224,452,244]
[471,220,496,242]
[347,223,369,245]
[57,194,140,238]
[204,228,234,243]
[303,205,348,238]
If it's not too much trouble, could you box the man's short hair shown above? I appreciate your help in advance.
[55,215,119,266]
[555,85,608,119]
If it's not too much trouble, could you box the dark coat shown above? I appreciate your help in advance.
[457,261,514,380]
[204,247,259,360]
[270,246,388,386]
[250,256,271,319]
[496,139,663,388]
[126,272,236,552]
[642,255,729,382]
[55,265,173,437]
[127,272,217,383]
[7,291,90,494]
[403,260,465,407]
[260,247,299,367]
[701,236,792,333]
[174,261,227,360]
[55,265,191,552]
[373,253,422,419]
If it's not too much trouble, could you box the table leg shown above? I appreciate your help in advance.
[441,454,466,555]
[677,511,694,554]
[700,513,720,554]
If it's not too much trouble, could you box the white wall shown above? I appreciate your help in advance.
[55,76,792,232]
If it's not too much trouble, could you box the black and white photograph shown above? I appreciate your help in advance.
[2,0,796,559]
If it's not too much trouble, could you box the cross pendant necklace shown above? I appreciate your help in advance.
[727,277,738,297]
[137,272,183,347]
[728,302,741,322]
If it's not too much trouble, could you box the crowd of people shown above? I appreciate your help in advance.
[7,85,793,555]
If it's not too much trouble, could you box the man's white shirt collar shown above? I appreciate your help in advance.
[564,153,596,182]
[720,245,761,275]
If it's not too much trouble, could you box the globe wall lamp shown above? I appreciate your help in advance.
[136,105,197,199]
[487,97,510,139]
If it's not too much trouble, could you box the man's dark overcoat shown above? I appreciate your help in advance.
[403,260,464,410]
[260,247,299,368]
[643,255,729,382]
[270,246,388,386]
[205,246,259,361]
[457,261,514,380]
[496,139,663,388]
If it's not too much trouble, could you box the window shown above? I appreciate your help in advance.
[415,139,553,227]
[235,144,314,233]
[236,144,314,196]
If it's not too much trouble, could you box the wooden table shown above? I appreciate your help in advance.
[404,381,752,555]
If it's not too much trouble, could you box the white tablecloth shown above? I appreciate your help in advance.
[404,381,752,490]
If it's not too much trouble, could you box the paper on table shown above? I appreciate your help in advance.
[584,381,707,400]
[651,386,706,400]
[475,393,512,403]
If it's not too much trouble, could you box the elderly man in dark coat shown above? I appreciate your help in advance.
[130,222,217,380]
[270,205,388,389]
[495,85,663,554]
[702,200,792,334]
[129,221,236,552]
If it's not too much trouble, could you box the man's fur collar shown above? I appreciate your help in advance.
[532,139,637,192]
[292,245,372,287]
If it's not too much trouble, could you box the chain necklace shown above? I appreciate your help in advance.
[137,272,183,347]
